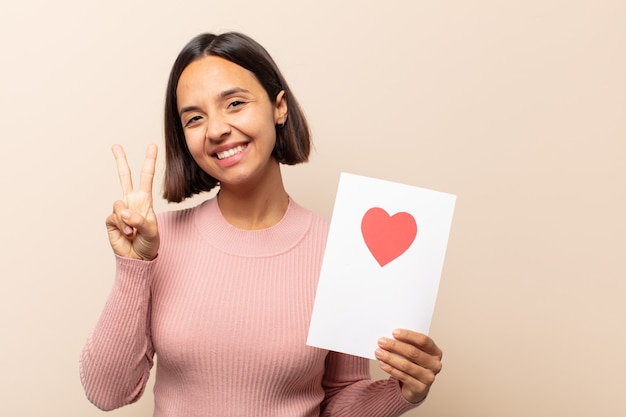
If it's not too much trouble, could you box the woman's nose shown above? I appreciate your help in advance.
[205,114,231,142]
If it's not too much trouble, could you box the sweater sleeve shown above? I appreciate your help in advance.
[79,255,155,411]
[320,352,420,417]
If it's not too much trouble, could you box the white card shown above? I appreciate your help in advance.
[307,172,456,359]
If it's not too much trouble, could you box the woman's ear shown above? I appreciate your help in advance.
[274,90,288,125]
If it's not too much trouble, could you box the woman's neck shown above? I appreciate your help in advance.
[216,166,289,230]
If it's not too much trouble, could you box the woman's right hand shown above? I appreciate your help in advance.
[105,144,160,261]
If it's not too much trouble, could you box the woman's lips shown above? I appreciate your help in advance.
[215,144,248,160]
[212,143,250,167]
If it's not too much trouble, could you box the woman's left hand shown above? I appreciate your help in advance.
[375,329,443,404]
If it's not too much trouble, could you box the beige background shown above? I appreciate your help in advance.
[1,1,624,416]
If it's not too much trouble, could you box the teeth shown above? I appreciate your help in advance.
[216,144,246,160]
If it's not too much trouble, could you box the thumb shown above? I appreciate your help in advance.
[121,209,157,239]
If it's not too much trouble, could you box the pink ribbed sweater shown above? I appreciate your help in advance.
[80,197,417,416]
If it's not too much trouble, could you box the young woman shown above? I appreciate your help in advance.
[80,32,442,417]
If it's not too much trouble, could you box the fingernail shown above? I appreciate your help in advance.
[375,348,384,358]
[378,337,387,346]
[392,329,401,337]
[121,210,132,219]
[124,225,133,235]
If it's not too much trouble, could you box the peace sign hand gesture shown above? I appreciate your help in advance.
[105,144,160,261]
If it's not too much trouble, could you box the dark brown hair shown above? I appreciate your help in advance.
[163,32,311,202]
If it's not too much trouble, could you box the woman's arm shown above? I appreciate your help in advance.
[320,352,419,417]
[80,144,160,410]
[79,256,155,411]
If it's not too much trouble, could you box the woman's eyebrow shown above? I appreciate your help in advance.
[220,87,251,98]
[179,88,252,115]
[179,105,202,116]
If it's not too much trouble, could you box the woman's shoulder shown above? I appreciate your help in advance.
[156,197,212,229]
[288,199,329,226]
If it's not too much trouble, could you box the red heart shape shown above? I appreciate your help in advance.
[361,207,417,267]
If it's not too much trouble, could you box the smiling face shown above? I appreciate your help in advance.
[176,56,288,190]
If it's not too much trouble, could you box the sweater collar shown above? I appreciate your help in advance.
[194,196,313,257]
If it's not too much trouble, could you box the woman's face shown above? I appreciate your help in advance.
[176,56,287,188]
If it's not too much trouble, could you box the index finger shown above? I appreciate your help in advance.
[138,144,158,194]
[392,329,442,357]
[112,144,133,196]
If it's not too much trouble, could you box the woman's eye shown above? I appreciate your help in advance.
[184,115,202,126]
[228,100,245,109]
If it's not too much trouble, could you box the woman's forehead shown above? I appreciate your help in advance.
[178,56,261,93]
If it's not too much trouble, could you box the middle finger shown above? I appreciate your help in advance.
[112,144,133,197]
